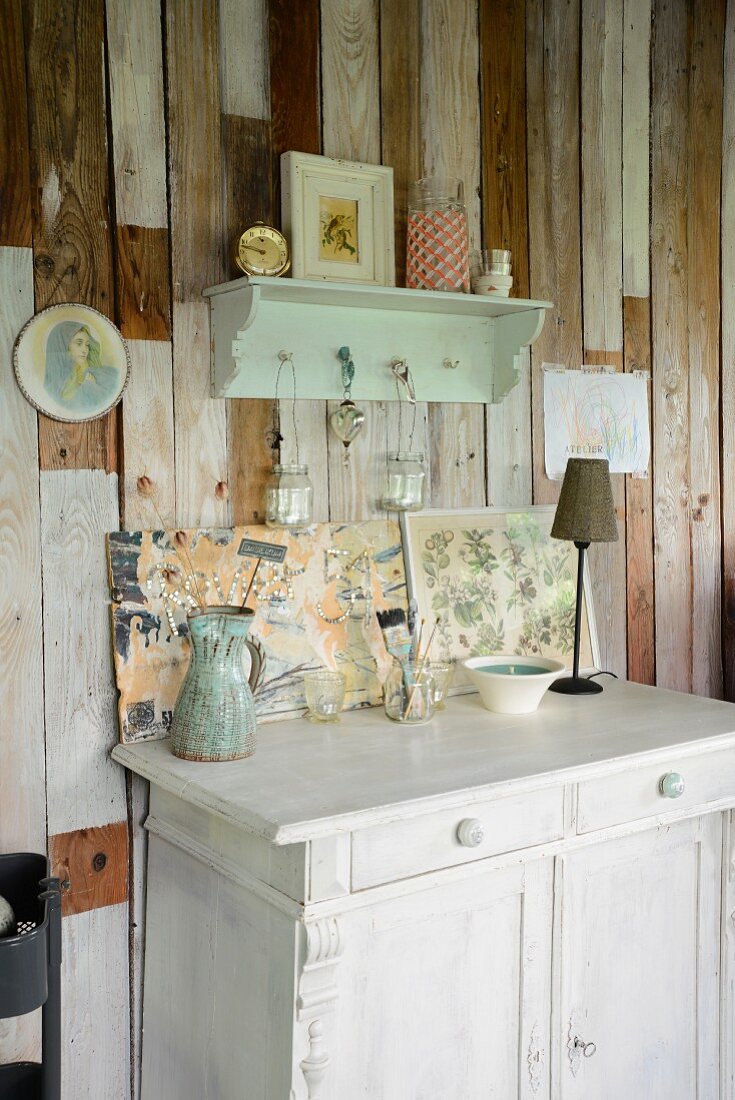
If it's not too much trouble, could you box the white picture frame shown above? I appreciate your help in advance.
[281,151,395,285]
[401,506,601,694]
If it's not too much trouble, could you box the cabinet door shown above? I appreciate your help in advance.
[330,860,553,1099]
[555,814,722,1098]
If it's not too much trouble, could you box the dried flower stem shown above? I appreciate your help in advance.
[137,476,205,608]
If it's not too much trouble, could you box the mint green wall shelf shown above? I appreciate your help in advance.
[204,276,552,404]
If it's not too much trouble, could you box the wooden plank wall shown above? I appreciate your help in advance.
[0,0,732,1093]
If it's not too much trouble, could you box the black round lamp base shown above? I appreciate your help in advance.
[549,676,603,696]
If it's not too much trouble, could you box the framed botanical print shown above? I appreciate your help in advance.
[401,506,600,692]
[13,303,130,422]
[281,151,394,285]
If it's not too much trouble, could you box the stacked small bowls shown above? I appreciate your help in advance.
[472,249,513,297]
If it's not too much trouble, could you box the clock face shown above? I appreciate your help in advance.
[235,224,290,277]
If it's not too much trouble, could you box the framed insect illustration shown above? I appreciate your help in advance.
[13,303,130,423]
[281,151,394,286]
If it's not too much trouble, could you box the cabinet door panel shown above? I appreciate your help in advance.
[332,861,553,1099]
[556,815,721,1099]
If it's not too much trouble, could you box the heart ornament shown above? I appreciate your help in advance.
[330,399,366,464]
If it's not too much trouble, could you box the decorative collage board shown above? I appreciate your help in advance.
[107,509,599,744]
[107,521,405,743]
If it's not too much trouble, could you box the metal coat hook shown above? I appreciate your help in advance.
[390,357,416,403]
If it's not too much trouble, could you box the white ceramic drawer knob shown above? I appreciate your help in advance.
[457,818,485,848]
[659,772,685,798]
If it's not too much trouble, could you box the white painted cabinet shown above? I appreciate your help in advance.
[112,682,735,1098]
[555,815,722,1098]
[332,861,553,1099]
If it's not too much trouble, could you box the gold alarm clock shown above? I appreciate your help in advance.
[234,222,290,277]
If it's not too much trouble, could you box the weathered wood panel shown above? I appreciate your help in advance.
[624,296,655,686]
[722,0,735,702]
[479,0,529,301]
[422,0,485,509]
[40,467,129,1096]
[651,0,691,692]
[115,226,171,342]
[485,350,532,507]
[220,0,276,527]
[106,0,169,230]
[622,0,651,300]
[527,0,583,506]
[0,249,46,854]
[581,0,626,678]
[107,0,172,342]
[0,247,45,1067]
[0,0,32,248]
[49,821,129,917]
[621,0,653,686]
[165,0,229,529]
[481,0,531,508]
[121,340,176,529]
[106,10,173,1091]
[171,301,230,528]
[322,0,382,519]
[380,0,421,288]
[687,0,724,699]
[24,0,118,473]
[321,0,381,164]
[61,904,131,1098]
[41,470,126,833]
[269,0,320,161]
[220,0,269,119]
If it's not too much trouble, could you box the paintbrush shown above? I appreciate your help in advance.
[415,618,425,665]
[407,598,419,656]
[405,616,441,719]
[376,607,413,664]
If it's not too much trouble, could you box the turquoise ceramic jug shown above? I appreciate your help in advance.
[170,606,263,762]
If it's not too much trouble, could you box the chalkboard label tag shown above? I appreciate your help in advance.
[238,538,287,563]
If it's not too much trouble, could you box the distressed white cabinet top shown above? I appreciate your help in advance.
[112,681,735,845]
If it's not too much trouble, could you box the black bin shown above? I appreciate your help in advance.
[0,853,62,1100]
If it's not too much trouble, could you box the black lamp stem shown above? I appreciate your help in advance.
[549,538,603,695]
[571,539,588,679]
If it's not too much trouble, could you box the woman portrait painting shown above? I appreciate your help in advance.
[14,304,129,422]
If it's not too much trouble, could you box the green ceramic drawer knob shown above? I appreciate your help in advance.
[659,772,685,799]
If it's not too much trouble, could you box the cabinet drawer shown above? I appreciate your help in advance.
[576,746,735,834]
[351,786,565,890]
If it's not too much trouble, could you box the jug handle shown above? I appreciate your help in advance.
[245,638,265,695]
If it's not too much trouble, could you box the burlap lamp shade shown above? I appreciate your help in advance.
[551,458,618,544]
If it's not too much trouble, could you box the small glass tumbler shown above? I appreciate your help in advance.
[428,661,453,710]
[383,659,435,724]
[303,670,346,722]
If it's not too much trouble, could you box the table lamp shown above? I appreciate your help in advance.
[549,457,618,695]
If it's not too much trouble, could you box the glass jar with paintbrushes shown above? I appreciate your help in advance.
[377,608,441,724]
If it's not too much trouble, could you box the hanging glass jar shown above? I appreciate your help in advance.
[382,451,426,512]
[406,175,470,293]
[265,463,313,528]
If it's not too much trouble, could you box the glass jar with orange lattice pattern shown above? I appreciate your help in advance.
[406,176,470,293]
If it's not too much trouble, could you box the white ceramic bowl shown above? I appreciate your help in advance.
[462,655,566,714]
